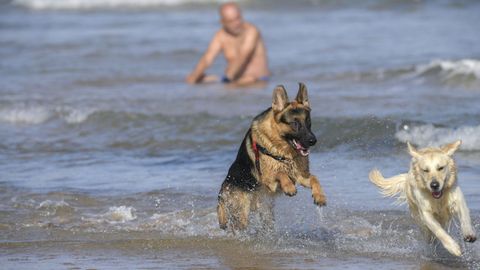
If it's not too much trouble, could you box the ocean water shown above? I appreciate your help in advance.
[1,0,480,269]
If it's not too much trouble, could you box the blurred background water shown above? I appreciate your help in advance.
[1,0,480,269]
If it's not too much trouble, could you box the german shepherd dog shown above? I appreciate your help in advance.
[217,83,327,231]
[369,141,476,256]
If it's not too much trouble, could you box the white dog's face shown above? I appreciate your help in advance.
[408,141,461,199]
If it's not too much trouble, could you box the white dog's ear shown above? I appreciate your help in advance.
[295,82,310,108]
[441,140,462,156]
[407,141,421,159]
[272,85,289,113]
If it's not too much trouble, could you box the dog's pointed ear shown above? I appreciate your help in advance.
[441,140,461,156]
[272,85,289,113]
[295,82,310,108]
[407,141,421,159]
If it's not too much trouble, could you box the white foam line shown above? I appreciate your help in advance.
[0,106,51,124]
[415,59,480,79]
[0,105,96,125]
[104,206,137,223]
[396,124,480,151]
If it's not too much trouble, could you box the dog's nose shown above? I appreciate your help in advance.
[308,136,317,146]
[430,181,440,190]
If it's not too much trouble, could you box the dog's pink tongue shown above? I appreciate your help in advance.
[294,140,309,156]
[432,191,442,199]
[293,140,303,150]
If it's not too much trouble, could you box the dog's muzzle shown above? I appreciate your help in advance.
[291,139,310,156]
[430,181,443,199]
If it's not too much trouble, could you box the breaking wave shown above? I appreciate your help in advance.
[413,59,480,85]
[311,59,480,88]
[395,124,480,151]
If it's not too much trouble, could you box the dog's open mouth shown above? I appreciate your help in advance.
[432,190,443,199]
[291,139,310,156]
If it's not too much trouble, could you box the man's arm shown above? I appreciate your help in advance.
[224,27,259,81]
[186,32,222,84]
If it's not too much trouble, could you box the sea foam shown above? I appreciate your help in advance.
[396,124,480,151]
[415,59,480,80]
[0,105,95,125]
[104,206,137,223]
[0,106,51,124]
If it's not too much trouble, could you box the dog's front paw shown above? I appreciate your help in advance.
[219,223,227,230]
[464,235,477,243]
[445,241,462,257]
[284,189,297,197]
[312,192,326,206]
[283,185,297,197]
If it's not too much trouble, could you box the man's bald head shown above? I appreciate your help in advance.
[219,2,244,36]
[220,2,241,18]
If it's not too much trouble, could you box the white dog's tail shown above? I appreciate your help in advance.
[369,169,407,204]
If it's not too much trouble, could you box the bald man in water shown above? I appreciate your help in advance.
[186,2,270,86]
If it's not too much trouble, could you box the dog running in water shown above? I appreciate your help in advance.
[217,83,327,231]
[369,141,476,256]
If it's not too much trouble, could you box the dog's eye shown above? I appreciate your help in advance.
[290,120,301,131]
[422,168,430,173]
[437,166,445,171]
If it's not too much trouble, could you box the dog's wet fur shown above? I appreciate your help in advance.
[217,83,326,231]
[369,141,476,256]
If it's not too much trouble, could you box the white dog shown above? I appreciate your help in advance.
[369,140,476,256]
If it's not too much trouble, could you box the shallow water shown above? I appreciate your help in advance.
[1,0,480,269]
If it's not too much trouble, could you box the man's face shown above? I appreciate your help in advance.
[221,11,244,36]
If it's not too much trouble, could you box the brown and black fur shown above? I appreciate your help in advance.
[217,83,327,231]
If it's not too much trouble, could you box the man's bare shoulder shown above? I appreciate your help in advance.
[244,22,260,35]
[213,29,225,41]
